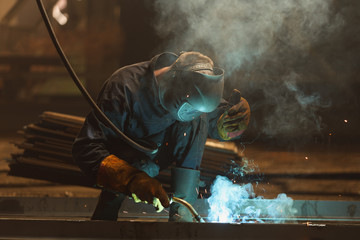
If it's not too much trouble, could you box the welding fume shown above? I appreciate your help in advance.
[36,0,250,222]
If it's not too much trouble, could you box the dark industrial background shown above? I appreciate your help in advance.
[0,0,359,202]
[0,1,359,239]
[1,0,359,143]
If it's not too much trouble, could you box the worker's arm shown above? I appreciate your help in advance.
[72,66,169,210]
[71,111,111,181]
[72,68,136,181]
[72,86,127,180]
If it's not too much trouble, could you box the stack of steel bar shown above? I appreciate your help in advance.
[9,111,241,194]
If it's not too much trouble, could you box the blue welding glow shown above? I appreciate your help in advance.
[207,176,297,223]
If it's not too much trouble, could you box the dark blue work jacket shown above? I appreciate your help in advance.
[72,52,226,182]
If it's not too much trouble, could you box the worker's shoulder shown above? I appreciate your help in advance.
[114,60,151,77]
[106,61,152,89]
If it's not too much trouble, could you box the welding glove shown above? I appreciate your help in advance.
[217,90,250,141]
[131,193,165,212]
[96,155,170,211]
[169,167,200,222]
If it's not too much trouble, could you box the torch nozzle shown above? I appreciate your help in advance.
[170,196,205,223]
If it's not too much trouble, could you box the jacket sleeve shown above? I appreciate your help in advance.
[72,75,131,181]
[72,111,110,181]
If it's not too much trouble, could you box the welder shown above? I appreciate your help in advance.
[72,51,251,222]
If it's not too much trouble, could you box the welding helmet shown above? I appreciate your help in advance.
[159,52,224,122]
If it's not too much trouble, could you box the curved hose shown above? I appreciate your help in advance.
[35,0,158,154]
[171,197,205,223]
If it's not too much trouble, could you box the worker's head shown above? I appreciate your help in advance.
[158,51,224,122]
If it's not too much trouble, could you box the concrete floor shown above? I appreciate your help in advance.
[1,218,360,240]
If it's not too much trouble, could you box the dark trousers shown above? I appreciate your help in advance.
[91,190,126,221]
[91,115,209,221]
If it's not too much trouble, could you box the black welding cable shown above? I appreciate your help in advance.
[35,0,158,154]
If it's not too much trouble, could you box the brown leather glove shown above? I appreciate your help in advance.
[217,97,250,141]
[96,155,170,209]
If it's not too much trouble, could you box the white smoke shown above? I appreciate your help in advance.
[208,157,296,223]
[153,0,344,141]
[261,71,330,138]
[153,0,343,74]
[207,175,297,223]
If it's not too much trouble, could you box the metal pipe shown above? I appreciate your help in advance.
[171,197,206,223]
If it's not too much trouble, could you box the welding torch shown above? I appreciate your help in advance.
[133,194,205,222]
[169,196,206,223]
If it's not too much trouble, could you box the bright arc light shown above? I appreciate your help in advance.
[207,176,297,223]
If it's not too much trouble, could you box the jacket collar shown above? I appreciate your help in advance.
[150,52,178,71]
